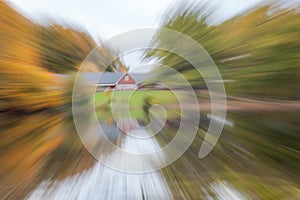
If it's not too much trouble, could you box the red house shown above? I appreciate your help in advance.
[93,72,137,91]
[115,73,137,90]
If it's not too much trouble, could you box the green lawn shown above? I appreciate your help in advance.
[94,90,179,122]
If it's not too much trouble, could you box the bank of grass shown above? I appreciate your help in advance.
[94,90,179,121]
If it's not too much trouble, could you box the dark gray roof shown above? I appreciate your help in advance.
[98,72,123,84]
[80,72,122,85]
[80,72,151,85]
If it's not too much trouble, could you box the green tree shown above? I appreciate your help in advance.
[144,3,300,99]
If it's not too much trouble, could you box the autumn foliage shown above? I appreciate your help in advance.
[0,1,96,112]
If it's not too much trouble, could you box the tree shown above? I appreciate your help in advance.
[144,2,300,99]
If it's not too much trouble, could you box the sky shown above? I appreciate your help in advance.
[8,0,266,40]
[8,0,264,71]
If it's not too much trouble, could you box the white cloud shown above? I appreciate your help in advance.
[8,0,174,40]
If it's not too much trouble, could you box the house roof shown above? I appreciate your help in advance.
[99,72,124,84]
[81,72,150,85]
[81,72,122,85]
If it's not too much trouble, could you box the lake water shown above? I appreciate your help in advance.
[0,105,299,199]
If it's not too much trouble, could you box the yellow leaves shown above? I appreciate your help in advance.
[0,113,67,199]
[0,1,81,112]
[0,60,66,111]
[37,24,96,73]
[80,61,101,72]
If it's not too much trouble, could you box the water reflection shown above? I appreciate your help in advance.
[1,93,299,199]
[26,117,175,199]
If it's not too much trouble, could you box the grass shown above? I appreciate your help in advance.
[94,90,179,122]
